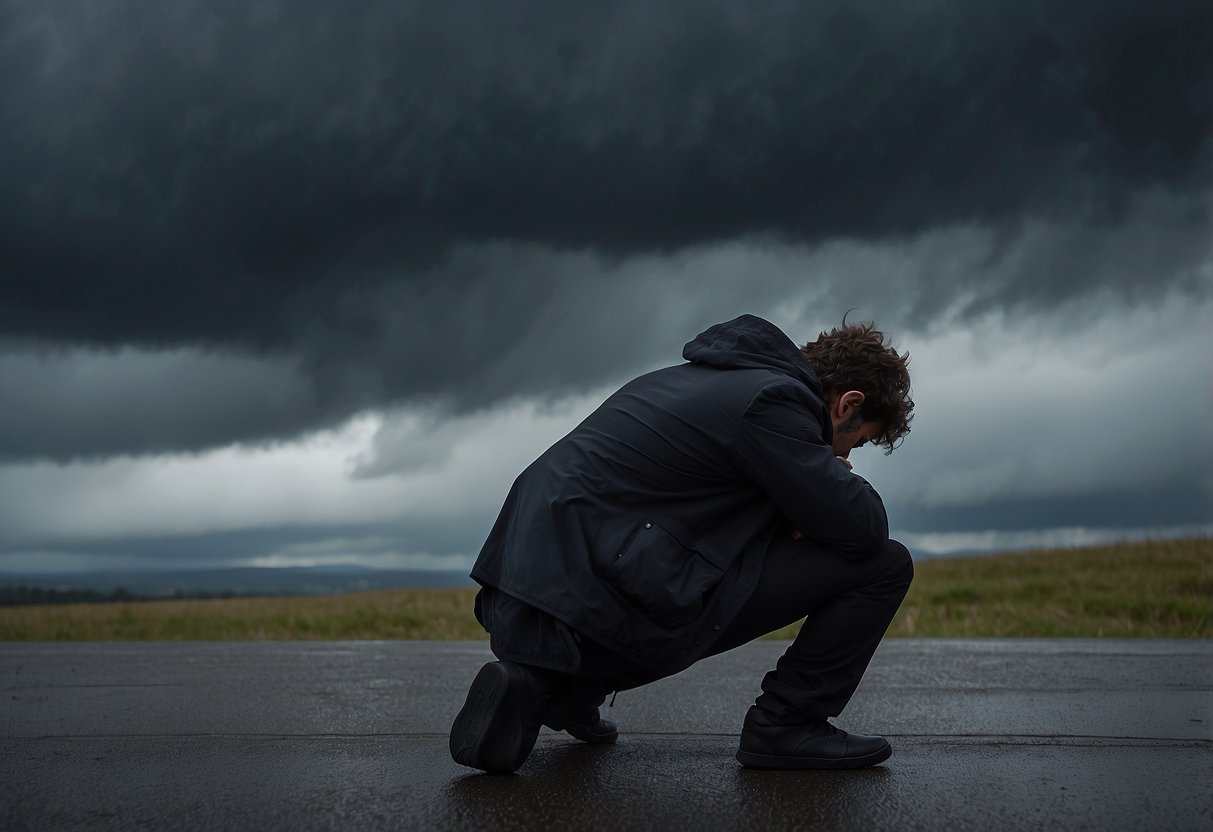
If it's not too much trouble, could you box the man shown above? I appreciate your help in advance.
[450,313,915,774]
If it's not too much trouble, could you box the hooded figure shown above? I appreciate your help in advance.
[452,314,915,774]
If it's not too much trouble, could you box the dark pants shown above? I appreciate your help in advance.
[481,537,914,724]
[715,536,914,722]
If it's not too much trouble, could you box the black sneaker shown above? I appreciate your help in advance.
[449,661,553,774]
[543,701,618,744]
[735,705,892,769]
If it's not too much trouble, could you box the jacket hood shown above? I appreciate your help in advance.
[683,314,822,393]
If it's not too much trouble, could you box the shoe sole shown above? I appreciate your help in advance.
[449,662,544,774]
[735,741,892,770]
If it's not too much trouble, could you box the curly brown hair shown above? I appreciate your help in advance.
[800,321,914,453]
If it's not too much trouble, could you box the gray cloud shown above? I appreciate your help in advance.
[853,293,1213,536]
[1,290,1208,570]
[4,1,1210,333]
[4,218,1210,461]
[891,488,1211,536]
[2,0,1210,463]
[0,348,322,461]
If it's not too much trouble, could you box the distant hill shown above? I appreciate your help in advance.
[0,566,475,604]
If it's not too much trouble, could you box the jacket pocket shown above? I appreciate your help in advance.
[606,518,725,627]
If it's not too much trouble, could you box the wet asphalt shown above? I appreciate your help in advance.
[2,639,1210,831]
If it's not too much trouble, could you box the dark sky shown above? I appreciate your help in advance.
[1,1,1210,570]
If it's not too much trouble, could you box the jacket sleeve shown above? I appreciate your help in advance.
[731,384,889,559]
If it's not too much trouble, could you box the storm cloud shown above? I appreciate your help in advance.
[1,2,1209,570]
[2,0,1210,461]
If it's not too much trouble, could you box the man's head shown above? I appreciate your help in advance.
[800,320,914,457]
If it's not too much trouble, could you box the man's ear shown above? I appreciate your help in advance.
[834,390,866,419]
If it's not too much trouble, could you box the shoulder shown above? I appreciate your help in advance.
[747,374,826,411]
[738,375,830,437]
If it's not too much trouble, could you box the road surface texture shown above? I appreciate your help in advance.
[3,639,1210,830]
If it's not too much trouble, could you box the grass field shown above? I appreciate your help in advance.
[0,538,1208,641]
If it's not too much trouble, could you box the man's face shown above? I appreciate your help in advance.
[830,413,884,459]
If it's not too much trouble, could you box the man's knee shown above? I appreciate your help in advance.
[880,538,914,590]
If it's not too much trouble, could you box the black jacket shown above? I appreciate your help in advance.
[471,315,889,672]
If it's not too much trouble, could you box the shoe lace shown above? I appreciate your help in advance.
[810,720,843,738]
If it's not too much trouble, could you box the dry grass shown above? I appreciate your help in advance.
[1,538,1208,641]
[768,537,1212,639]
[0,587,484,641]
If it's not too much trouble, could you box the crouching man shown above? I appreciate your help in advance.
[450,313,915,773]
